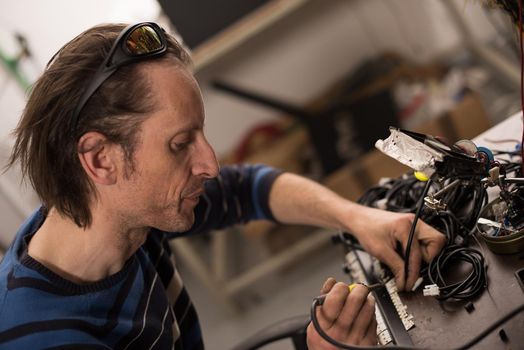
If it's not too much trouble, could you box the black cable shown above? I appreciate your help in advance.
[332,232,366,252]
[424,212,458,247]
[452,303,524,350]
[426,245,487,301]
[439,210,475,239]
[467,186,488,230]
[356,172,488,293]
[310,298,524,350]
[385,176,423,213]
[357,174,428,212]
[404,179,432,283]
[358,184,390,207]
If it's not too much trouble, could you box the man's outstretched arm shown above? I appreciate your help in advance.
[268,172,447,291]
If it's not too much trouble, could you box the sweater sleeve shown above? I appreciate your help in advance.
[167,164,283,238]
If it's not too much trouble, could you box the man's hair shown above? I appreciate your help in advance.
[7,23,192,227]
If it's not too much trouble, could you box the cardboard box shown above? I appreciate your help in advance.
[414,92,491,143]
[446,92,491,141]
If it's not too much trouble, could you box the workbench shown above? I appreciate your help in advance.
[355,112,524,349]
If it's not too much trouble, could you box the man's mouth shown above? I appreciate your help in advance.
[183,188,204,201]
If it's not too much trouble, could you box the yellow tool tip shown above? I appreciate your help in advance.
[348,283,383,292]
[414,171,429,181]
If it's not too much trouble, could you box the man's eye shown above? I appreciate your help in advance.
[172,142,189,151]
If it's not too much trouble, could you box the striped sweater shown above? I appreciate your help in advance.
[0,164,282,350]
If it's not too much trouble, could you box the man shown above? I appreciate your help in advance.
[0,22,445,349]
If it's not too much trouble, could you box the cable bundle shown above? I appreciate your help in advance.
[425,245,487,301]
[358,173,486,242]
[355,171,489,301]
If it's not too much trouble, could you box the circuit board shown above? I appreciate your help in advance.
[345,249,414,346]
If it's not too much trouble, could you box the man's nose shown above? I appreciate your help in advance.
[193,136,219,179]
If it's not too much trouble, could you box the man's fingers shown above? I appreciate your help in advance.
[320,277,337,294]
[416,220,447,262]
[310,283,380,347]
[403,234,422,291]
[362,317,378,345]
[345,293,375,342]
[331,284,369,331]
[421,238,445,262]
[393,218,423,291]
[317,282,349,330]
[375,246,406,291]
[421,234,447,262]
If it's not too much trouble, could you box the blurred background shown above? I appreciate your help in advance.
[0,0,521,349]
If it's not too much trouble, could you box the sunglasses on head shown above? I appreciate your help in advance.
[70,22,167,136]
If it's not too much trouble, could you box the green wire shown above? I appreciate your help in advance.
[0,45,31,91]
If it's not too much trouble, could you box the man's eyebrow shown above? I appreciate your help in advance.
[171,121,204,136]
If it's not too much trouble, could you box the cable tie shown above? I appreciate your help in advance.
[412,276,424,291]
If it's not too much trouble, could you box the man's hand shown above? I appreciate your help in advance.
[307,278,377,349]
[345,205,447,291]
[266,173,446,291]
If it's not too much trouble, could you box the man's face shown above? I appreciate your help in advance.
[113,62,219,232]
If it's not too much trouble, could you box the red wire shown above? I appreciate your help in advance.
[520,0,524,174]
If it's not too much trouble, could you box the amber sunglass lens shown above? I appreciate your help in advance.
[125,26,163,55]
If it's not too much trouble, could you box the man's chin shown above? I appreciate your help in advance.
[153,212,195,233]
[169,212,195,232]
[148,200,197,232]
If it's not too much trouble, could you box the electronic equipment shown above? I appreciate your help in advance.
[377,127,524,255]
[375,127,487,179]
[343,247,414,346]
[319,126,524,349]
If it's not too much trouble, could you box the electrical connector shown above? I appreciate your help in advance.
[423,284,440,297]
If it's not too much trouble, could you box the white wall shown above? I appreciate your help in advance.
[0,0,161,142]
[0,0,161,243]
[0,0,501,243]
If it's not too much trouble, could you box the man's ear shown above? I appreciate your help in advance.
[77,132,119,185]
